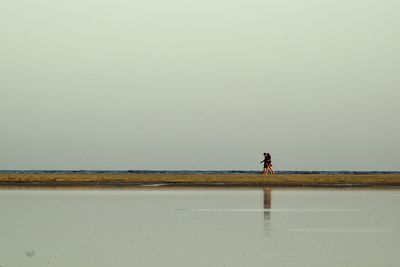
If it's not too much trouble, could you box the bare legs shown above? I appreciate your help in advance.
[262,167,268,175]
[267,165,276,175]
[263,165,276,175]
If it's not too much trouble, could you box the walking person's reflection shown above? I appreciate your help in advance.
[263,188,272,221]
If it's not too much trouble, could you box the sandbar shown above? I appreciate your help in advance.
[1,173,400,188]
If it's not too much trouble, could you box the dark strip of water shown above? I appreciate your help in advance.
[0,170,399,174]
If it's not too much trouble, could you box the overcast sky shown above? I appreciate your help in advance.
[1,0,399,170]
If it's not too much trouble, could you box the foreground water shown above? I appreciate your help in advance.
[1,188,399,267]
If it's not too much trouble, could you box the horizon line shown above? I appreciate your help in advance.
[1,169,400,173]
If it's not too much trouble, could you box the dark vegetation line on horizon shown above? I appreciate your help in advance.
[1,170,400,174]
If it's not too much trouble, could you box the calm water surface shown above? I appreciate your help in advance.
[1,188,399,267]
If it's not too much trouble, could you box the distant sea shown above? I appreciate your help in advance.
[1,170,399,175]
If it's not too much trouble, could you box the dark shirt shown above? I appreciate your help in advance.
[264,155,272,166]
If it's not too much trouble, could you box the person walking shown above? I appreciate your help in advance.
[260,153,275,175]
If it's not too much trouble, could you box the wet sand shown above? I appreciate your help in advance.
[1,173,400,187]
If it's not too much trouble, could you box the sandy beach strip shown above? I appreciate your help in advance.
[1,173,400,187]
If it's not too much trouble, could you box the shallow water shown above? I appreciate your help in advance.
[1,188,399,267]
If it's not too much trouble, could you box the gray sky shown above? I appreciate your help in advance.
[1,0,399,170]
